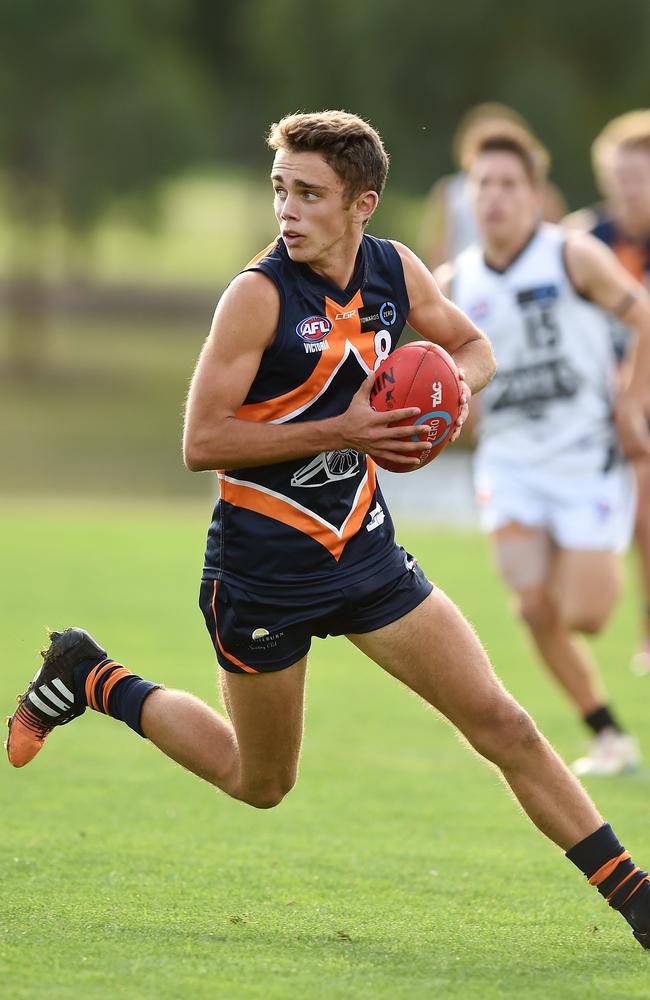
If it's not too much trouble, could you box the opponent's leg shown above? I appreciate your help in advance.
[347,590,650,947]
[548,546,639,774]
[492,523,608,716]
[491,523,637,774]
[631,456,650,674]
[551,547,621,635]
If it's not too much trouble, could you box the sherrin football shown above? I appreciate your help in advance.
[368,341,463,473]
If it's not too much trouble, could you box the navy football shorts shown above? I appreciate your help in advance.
[199,553,433,674]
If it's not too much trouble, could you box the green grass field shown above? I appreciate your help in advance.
[2,505,650,999]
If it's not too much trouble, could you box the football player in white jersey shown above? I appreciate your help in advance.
[436,130,650,776]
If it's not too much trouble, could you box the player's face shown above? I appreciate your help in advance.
[271,150,373,273]
[470,152,543,247]
[607,148,650,227]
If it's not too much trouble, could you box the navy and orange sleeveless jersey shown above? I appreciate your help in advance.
[591,214,650,288]
[202,234,411,595]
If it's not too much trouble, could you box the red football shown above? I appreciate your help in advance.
[368,341,463,473]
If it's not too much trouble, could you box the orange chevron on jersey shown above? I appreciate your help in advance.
[236,288,376,424]
[218,460,377,561]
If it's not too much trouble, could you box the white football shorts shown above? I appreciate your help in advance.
[473,454,636,552]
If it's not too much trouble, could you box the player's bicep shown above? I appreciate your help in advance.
[184,273,279,446]
[565,232,647,315]
[393,241,484,352]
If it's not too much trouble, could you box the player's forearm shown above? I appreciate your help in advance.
[450,336,496,395]
[624,317,650,398]
[183,414,347,472]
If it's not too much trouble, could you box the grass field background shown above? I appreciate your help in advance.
[2,504,650,999]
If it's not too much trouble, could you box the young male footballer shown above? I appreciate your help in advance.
[7,111,650,949]
[436,128,650,777]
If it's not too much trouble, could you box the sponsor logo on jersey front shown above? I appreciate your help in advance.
[379,301,396,326]
[359,301,398,331]
[291,450,361,488]
[366,502,385,532]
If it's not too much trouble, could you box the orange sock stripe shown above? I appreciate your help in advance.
[101,667,131,715]
[588,851,631,886]
[618,874,650,910]
[606,867,640,902]
[85,660,116,712]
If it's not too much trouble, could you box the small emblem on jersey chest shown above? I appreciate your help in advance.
[296,315,332,343]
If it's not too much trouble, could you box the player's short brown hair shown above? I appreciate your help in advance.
[453,103,532,170]
[267,111,390,201]
[467,127,550,186]
[592,109,650,190]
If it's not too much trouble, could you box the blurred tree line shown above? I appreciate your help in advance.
[1,0,649,372]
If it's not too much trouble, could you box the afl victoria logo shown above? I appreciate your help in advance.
[296,315,332,343]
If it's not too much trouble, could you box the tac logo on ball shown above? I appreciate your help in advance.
[296,315,332,342]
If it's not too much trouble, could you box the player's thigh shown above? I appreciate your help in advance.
[347,589,524,752]
[221,657,308,789]
[550,548,621,632]
[490,521,552,593]
[634,456,650,540]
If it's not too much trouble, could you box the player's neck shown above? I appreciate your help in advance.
[306,237,363,290]
[483,227,537,273]
[613,207,650,242]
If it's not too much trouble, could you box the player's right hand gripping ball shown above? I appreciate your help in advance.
[369,341,463,473]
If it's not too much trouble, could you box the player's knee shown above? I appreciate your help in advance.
[241,775,296,810]
[517,589,558,633]
[566,608,607,636]
[472,698,541,765]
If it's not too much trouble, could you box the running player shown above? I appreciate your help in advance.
[7,111,650,948]
[436,128,650,777]
[419,103,566,270]
[565,110,650,675]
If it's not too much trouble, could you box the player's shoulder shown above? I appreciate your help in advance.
[215,256,282,336]
[387,240,437,296]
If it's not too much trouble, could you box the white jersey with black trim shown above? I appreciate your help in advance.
[452,223,618,472]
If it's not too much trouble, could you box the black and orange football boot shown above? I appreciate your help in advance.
[621,881,650,950]
[6,628,106,768]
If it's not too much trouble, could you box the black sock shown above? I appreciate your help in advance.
[73,657,160,737]
[583,705,622,735]
[566,823,650,930]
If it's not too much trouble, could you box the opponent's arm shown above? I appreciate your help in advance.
[183,270,430,472]
[565,231,650,457]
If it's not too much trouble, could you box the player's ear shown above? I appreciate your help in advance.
[352,190,379,225]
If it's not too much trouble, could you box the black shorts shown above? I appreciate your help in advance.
[199,553,433,674]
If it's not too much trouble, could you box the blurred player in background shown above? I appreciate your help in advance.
[7,111,650,950]
[436,128,650,776]
[420,102,566,270]
[565,110,650,676]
